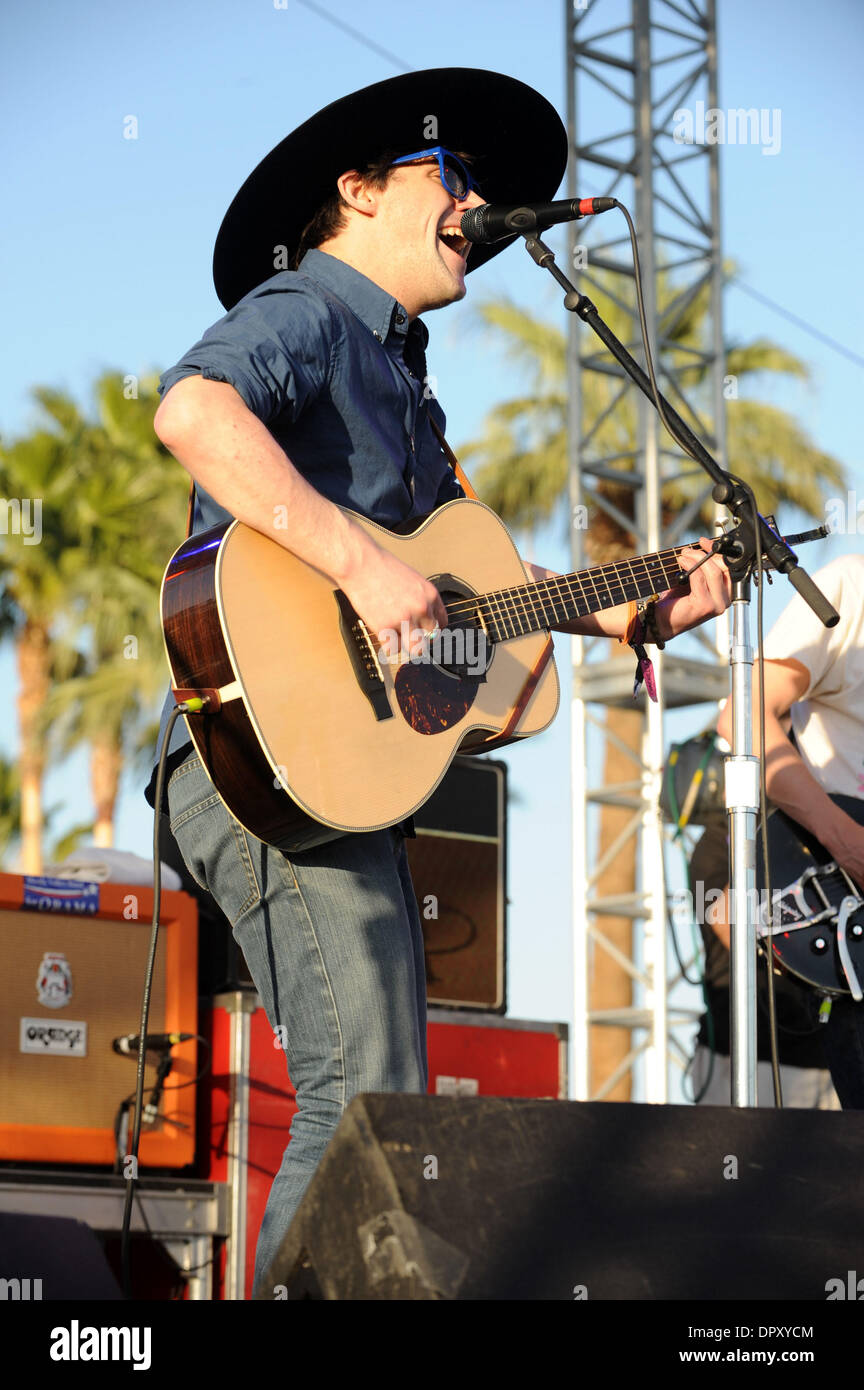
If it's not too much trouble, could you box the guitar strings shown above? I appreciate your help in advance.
[443,544,689,618]
[443,545,689,635]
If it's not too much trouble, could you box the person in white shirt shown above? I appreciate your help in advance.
[716,553,864,1108]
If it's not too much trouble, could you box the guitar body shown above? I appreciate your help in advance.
[161,499,559,849]
[757,794,864,997]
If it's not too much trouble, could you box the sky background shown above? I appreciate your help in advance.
[2,0,863,1099]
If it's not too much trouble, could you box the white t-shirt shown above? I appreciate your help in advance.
[762,553,864,799]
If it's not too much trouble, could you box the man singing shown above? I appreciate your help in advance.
[148,68,731,1291]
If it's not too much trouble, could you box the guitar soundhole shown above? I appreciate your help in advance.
[394,580,492,736]
[428,584,492,682]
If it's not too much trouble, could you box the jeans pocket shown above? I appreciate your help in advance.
[168,753,262,919]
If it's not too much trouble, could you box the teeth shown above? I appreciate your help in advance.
[439,228,468,256]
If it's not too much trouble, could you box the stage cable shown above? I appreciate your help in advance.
[120,698,206,1299]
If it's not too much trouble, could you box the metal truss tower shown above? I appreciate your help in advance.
[564,0,728,1101]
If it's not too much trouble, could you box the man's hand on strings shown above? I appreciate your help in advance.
[654,538,731,640]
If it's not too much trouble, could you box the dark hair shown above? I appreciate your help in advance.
[292,151,399,269]
[292,148,477,269]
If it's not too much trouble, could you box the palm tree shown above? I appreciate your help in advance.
[0,392,97,872]
[463,278,844,531]
[38,372,187,847]
[1,374,187,867]
[459,271,846,1098]
[0,755,22,868]
[0,752,88,870]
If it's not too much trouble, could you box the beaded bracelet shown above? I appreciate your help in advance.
[618,595,663,702]
[638,597,666,649]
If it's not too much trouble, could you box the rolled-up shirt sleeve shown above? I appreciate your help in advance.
[158,280,335,424]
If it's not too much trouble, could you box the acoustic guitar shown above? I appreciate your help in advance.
[161,497,690,850]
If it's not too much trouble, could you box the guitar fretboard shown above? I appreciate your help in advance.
[445,546,691,641]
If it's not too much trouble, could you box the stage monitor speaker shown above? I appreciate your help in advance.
[408,756,506,1012]
[259,1094,864,1300]
[0,872,198,1168]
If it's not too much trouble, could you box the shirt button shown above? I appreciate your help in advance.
[373,331,382,342]
[395,313,406,325]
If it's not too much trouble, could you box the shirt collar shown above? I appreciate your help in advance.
[298,248,428,351]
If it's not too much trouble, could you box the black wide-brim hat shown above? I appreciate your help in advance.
[213,67,568,310]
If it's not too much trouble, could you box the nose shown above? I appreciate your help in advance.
[456,187,485,211]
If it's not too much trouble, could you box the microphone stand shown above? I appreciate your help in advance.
[520,231,839,1105]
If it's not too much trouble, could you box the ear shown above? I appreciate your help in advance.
[336,170,383,218]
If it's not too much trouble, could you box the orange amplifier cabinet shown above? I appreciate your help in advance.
[0,872,198,1168]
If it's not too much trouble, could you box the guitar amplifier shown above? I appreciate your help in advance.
[410,756,507,1012]
[0,872,198,1168]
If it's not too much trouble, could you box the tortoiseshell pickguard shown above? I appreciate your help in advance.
[394,663,478,734]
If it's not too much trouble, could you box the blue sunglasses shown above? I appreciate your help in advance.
[390,146,478,201]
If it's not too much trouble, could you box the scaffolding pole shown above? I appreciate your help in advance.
[565,0,728,1101]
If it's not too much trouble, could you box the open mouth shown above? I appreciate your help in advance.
[437,226,470,261]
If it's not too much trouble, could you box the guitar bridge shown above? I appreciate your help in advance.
[333,591,393,723]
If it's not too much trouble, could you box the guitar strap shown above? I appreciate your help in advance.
[429,418,479,501]
[184,480,196,540]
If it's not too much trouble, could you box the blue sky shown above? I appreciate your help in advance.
[2,0,862,1092]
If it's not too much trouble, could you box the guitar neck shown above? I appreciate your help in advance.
[454,545,692,640]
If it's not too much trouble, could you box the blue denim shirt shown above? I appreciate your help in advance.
[147,249,464,807]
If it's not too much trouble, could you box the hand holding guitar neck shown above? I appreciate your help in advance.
[652,537,731,641]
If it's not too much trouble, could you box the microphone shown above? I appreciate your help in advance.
[461,197,616,245]
[112,1031,195,1056]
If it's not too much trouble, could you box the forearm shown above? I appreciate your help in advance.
[155,377,372,585]
[526,542,727,643]
[762,721,859,861]
[720,691,858,862]
[552,606,632,639]
[523,564,635,639]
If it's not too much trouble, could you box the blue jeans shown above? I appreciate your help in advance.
[166,748,428,1293]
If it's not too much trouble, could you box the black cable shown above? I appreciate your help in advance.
[150,1034,212,1091]
[753,514,783,1107]
[295,0,412,72]
[667,897,704,988]
[120,700,202,1301]
[729,277,864,371]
